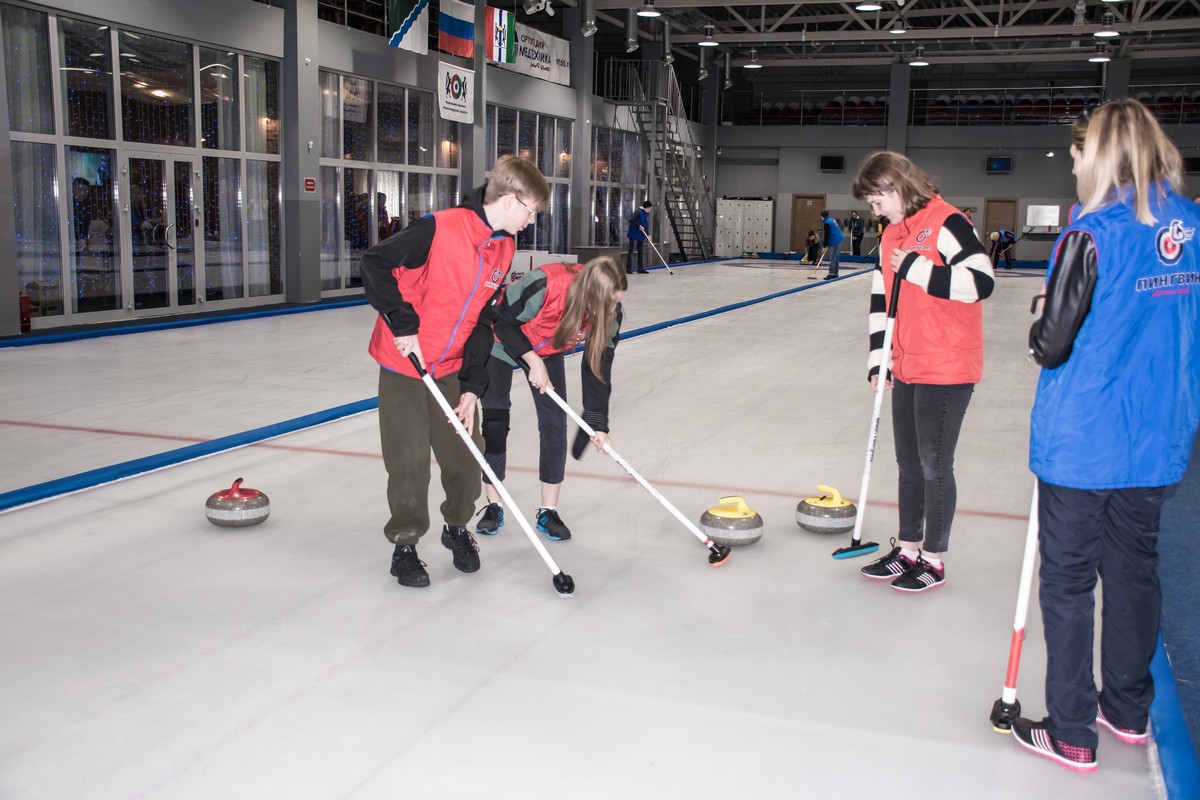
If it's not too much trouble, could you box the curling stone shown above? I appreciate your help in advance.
[699,495,764,547]
[796,484,856,534]
[205,477,270,528]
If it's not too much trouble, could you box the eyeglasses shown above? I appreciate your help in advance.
[514,195,540,220]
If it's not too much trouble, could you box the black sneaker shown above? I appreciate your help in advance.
[860,540,916,580]
[891,556,946,593]
[441,524,481,573]
[536,508,572,541]
[1012,717,1097,773]
[636,269,649,274]
[390,545,430,588]
[823,274,837,280]
[1097,703,1149,745]
[475,503,504,535]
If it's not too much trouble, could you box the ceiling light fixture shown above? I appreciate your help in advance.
[1094,12,1119,37]
[636,0,660,19]
[1089,44,1112,62]
[744,48,762,69]
[581,0,597,37]
[855,2,883,11]
[625,9,639,53]
[699,24,719,47]
[891,17,907,34]
[908,45,928,66]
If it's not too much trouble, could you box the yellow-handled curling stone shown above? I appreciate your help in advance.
[796,485,857,534]
[699,496,764,547]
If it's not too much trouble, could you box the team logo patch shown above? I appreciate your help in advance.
[490,268,506,286]
[915,227,932,243]
[1156,219,1194,267]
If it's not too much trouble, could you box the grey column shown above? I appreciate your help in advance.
[1103,57,1131,102]
[281,0,322,303]
[886,61,912,154]
[566,8,594,252]
[0,41,17,336]
[460,1,488,191]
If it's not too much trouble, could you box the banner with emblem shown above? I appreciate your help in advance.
[438,61,474,124]
[495,22,570,86]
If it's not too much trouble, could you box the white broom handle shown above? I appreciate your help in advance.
[849,274,903,545]
[1001,481,1041,704]
[412,362,566,577]
[543,386,715,548]
[848,315,895,544]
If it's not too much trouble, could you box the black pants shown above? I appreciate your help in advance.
[481,353,568,485]
[852,234,863,256]
[626,238,644,271]
[891,380,974,553]
[1037,480,1164,749]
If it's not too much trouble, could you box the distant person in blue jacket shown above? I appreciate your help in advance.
[1014,98,1200,774]
[821,209,844,279]
[626,200,652,274]
[990,228,1017,269]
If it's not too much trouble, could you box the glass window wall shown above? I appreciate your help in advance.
[3,5,53,134]
[12,141,61,316]
[199,48,239,151]
[120,31,193,146]
[589,125,646,247]
[58,17,114,140]
[244,57,280,154]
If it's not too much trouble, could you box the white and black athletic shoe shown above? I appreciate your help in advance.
[1012,717,1097,773]
[860,539,916,580]
[891,556,945,592]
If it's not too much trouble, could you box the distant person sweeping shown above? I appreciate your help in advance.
[626,200,652,274]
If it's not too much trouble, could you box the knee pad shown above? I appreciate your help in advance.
[482,409,510,455]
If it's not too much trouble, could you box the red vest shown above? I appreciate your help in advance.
[368,207,513,379]
[881,196,984,385]
[519,262,588,357]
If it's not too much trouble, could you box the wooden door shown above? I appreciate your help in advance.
[984,198,1019,254]
[791,194,826,252]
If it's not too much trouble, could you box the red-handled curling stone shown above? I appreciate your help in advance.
[205,477,270,528]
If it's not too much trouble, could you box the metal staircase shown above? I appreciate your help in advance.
[602,60,715,262]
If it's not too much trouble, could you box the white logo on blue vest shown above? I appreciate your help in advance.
[1155,219,1194,267]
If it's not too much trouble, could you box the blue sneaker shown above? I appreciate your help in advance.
[475,503,504,535]
[536,507,572,541]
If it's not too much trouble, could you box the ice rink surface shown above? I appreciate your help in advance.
[0,261,1161,799]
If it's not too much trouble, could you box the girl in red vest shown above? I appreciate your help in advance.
[476,256,627,541]
[851,151,995,592]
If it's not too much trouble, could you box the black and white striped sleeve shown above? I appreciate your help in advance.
[896,214,994,303]
[866,265,887,380]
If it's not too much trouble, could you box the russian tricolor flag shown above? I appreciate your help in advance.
[438,0,475,59]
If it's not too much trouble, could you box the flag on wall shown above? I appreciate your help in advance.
[438,0,475,59]
[486,7,516,63]
[388,0,429,54]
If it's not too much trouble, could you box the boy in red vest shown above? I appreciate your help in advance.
[360,155,550,589]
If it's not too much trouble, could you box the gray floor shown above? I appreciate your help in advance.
[0,262,1161,799]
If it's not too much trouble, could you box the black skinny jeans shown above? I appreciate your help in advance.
[481,353,568,485]
[891,380,974,553]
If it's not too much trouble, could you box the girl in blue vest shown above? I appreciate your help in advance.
[476,256,627,541]
[1013,99,1200,773]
